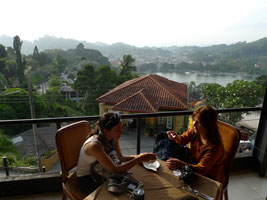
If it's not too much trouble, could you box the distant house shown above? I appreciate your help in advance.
[96,74,188,133]
[60,83,80,101]
[254,62,265,68]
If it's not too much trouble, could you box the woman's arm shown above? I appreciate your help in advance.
[167,130,182,144]
[85,141,156,173]
[114,139,137,162]
[191,146,223,175]
[168,128,195,145]
[166,158,186,169]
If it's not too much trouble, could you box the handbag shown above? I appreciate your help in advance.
[90,153,143,194]
[153,131,192,162]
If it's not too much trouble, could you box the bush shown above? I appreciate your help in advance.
[0,132,37,167]
[41,149,57,159]
[0,132,18,154]
[15,157,38,167]
[0,152,38,167]
[0,153,16,166]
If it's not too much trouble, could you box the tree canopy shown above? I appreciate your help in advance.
[119,54,137,76]
[13,36,25,84]
[74,64,118,114]
[0,44,7,58]
[201,80,264,124]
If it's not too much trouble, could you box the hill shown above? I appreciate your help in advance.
[1,35,267,74]
[0,35,172,59]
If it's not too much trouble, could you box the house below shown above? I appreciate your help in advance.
[96,74,188,134]
[60,83,80,101]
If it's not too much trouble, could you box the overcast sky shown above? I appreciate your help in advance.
[1,0,267,47]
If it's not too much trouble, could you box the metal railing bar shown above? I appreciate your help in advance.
[0,107,262,126]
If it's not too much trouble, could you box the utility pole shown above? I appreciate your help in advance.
[27,77,41,171]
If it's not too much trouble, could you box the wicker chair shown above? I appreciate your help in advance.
[217,121,240,200]
[56,120,90,200]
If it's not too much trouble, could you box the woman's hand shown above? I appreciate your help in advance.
[167,130,181,143]
[137,152,157,162]
[167,130,176,140]
[166,158,184,170]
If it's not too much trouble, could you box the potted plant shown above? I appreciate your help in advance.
[144,123,151,137]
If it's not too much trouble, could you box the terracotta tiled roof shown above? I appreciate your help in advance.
[96,74,188,113]
[112,89,160,113]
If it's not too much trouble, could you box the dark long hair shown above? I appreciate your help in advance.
[192,105,221,146]
[90,112,121,136]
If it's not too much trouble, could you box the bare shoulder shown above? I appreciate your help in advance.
[84,139,103,155]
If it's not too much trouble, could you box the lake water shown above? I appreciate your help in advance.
[155,72,258,86]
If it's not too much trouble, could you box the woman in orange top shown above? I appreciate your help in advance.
[166,105,225,185]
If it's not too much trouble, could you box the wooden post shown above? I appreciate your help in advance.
[42,166,46,173]
[136,117,141,155]
[3,156,9,176]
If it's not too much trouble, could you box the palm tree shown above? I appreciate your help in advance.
[118,54,137,76]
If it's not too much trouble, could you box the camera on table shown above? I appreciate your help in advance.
[132,188,145,200]
[179,165,195,183]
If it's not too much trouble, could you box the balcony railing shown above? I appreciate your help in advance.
[0,107,263,169]
[0,104,267,196]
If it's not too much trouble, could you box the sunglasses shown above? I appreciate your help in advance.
[104,113,121,130]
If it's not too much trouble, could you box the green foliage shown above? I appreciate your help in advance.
[73,64,96,96]
[0,132,33,167]
[50,54,67,75]
[253,75,267,89]
[116,73,139,86]
[223,80,263,107]
[43,44,110,72]
[0,59,18,88]
[2,88,31,119]
[160,62,175,72]
[0,58,6,74]
[188,81,202,103]
[0,88,46,135]
[67,72,75,80]
[201,80,264,124]
[0,152,38,167]
[41,86,81,117]
[139,63,158,73]
[5,60,18,87]
[4,154,16,165]
[41,149,57,159]
[22,157,38,166]
[0,73,8,89]
[74,62,136,115]
[39,52,52,66]
[119,54,137,76]
[32,46,40,62]
[201,83,222,108]
[0,132,17,154]
[74,64,118,114]
[49,75,62,87]
[29,71,44,85]
[73,43,110,66]
[13,35,25,83]
[47,102,77,117]
[46,86,63,101]
[32,92,46,118]
[95,65,118,94]
[175,39,267,75]
[0,44,7,58]
[0,104,16,120]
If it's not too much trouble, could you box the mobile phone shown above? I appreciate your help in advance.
[127,183,138,191]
